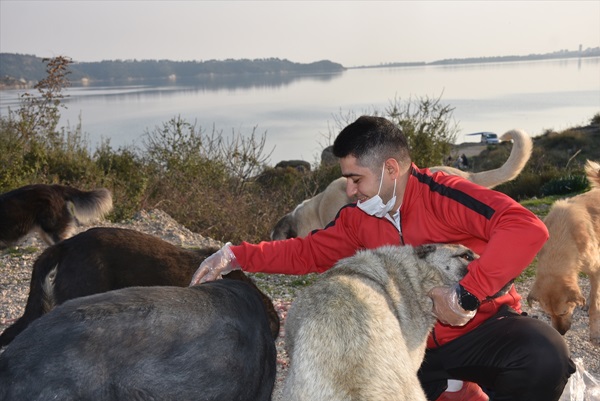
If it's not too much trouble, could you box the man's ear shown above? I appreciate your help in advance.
[384,158,400,177]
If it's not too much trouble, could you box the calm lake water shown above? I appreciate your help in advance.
[1,57,599,164]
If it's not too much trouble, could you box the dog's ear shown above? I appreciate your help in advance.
[415,244,436,259]
[566,287,586,307]
[271,214,298,240]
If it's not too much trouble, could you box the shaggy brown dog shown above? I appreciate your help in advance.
[0,227,280,347]
[528,160,600,345]
[0,184,113,248]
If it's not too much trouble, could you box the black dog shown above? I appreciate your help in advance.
[0,184,113,248]
[0,227,279,346]
[0,274,278,401]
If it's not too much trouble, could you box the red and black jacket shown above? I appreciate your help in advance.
[231,163,548,347]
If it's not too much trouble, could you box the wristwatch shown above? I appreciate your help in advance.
[457,284,480,311]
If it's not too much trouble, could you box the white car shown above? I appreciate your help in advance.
[480,132,499,144]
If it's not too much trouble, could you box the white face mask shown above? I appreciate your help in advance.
[357,164,397,218]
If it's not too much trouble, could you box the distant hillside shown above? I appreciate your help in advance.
[351,46,600,69]
[0,54,48,87]
[4,46,600,87]
[429,46,600,66]
[0,54,345,88]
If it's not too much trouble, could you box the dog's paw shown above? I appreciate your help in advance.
[590,318,600,346]
[581,294,591,312]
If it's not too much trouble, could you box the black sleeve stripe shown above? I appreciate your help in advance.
[311,203,357,235]
[412,169,496,220]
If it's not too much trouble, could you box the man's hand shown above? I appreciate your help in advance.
[189,243,240,286]
[428,285,476,326]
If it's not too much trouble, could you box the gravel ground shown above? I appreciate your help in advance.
[1,209,598,399]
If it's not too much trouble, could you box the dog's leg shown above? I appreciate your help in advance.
[588,271,600,345]
[35,227,57,246]
[36,222,74,246]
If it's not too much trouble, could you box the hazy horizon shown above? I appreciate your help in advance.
[1,1,598,68]
[3,46,595,69]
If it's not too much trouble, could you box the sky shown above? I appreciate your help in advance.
[1,1,599,67]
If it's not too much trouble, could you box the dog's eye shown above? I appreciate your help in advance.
[458,252,474,262]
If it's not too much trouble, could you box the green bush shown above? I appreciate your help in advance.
[388,95,458,167]
[540,174,589,197]
[327,95,459,167]
[93,141,149,220]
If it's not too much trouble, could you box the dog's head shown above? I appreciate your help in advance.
[415,244,478,285]
[527,279,585,335]
[270,214,298,240]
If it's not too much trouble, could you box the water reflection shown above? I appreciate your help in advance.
[72,71,344,98]
[0,58,597,163]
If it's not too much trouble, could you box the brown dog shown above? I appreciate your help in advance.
[0,184,113,248]
[0,227,279,347]
[528,160,600,345]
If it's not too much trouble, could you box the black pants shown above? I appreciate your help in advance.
[418,305,576,401]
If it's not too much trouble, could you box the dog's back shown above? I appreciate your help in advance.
[283,244,473,401]
[0,184,113,248]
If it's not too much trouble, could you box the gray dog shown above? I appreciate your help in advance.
[0,275,278,401]
[282,243,477,401]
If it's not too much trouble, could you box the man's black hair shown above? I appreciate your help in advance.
[332,116,410,165]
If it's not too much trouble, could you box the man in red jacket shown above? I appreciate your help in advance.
[191,115,574,401]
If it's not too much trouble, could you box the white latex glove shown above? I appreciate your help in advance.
[428,284,476,326]
[189,242,241,286]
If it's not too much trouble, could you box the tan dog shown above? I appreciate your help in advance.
[270,177,350,240]
[271,129,532,240]
[282,243,477,401]
[527,160,600,345]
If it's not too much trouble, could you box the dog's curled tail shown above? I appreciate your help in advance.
[0,246,62,347]
[468,129,533,188]
[430,129,532,189]
[60,186,113,224]
[585,160,600,189]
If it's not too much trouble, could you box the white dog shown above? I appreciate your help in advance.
[282,243,477,401]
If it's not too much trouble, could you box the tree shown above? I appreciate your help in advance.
[386,95,458,167]
[9,55,73,146]
[326,95,458,167]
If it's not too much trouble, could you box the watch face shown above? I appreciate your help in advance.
[458,286,480,311]
[461,293,479,311]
